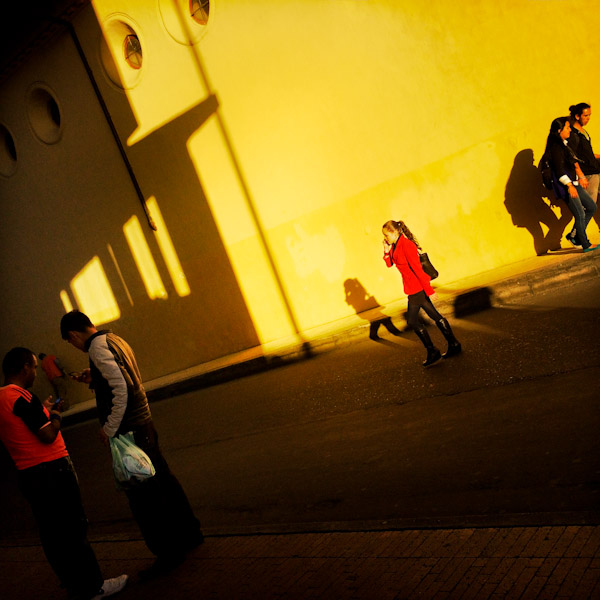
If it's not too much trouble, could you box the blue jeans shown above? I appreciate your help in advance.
[566,186,597,249]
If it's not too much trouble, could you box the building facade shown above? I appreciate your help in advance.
[1,0,598,403]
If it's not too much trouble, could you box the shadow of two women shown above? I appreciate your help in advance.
[504,149,572,255]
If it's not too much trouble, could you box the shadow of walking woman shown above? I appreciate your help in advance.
[343,278,403,340]
[504,149,572,255]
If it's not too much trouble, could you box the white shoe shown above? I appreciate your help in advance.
[92,574,129,599]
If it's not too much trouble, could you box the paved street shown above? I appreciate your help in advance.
[71,277,600,535]
[0,267,599,598]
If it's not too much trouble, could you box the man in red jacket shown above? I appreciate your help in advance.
[0,347,127,599]
[39,352,69,410]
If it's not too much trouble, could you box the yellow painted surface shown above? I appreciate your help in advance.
[123,215,168,300]
[86,0,600,341]
[145,197,191,297]
[71,256,121,325]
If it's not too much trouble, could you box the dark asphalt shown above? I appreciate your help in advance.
[1,275,598,541]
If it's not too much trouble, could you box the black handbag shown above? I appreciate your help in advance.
[419,252,439,280]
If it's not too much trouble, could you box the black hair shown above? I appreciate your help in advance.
[549,116,570,136]
[2,347,35,378]
[569,103,590,119]
[544,116,571,156]
[60,310,94,340]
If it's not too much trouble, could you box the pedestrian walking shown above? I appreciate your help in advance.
[60,310,204,580]
[544,116,599,252]
[0,347,128,600]
[382,220,461,366]
[567,103,600,232]
[39,352,70,410]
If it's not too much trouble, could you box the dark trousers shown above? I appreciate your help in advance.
[125,421,202,558]
[18,457,103,599]
[406,291,444,330]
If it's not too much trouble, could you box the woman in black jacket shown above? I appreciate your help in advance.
[545,116,598,252]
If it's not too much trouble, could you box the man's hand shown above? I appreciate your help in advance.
[71,368,92,384]
[43,396,63,413]
[98,427,110,447]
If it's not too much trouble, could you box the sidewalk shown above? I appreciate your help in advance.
[61,246,600,427]
[1,525,599,599]
[4,248,598,600]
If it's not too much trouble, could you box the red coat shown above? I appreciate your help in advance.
[384,234,434,296]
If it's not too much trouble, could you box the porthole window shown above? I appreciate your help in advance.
[0,124,18,177]
[99,18,144,89]
[26,85,63,145]
[159,0,212,46]
[190,0,209,25]
[124,34,142,69]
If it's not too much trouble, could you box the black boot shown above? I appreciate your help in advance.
[414,327,442,367]
[436,317,462,358]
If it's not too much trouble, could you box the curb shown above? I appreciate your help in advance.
[62,251,600,428]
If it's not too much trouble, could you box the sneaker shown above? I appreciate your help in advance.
[92,575,128,599]
[566,235,582,249]
[583,244,600,253]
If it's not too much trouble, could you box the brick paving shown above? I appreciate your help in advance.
[1,526,599,599]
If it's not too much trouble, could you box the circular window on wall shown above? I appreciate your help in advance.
[190,0,209,25]
[124,34,142,69]
[159,0,211,46]
[0,124,18,177]
[26,84,63,145]
[100,17,144,89]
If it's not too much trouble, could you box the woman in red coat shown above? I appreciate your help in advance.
[382,220,461,366]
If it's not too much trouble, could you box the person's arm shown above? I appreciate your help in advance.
[574,163,588,188]
[549,143,579,198]
[89,338,129,438]
[53,357,66,377]
[403,238,435,295]
[13,395,62,444]
[383,240,393,267]
[549,143,569,182]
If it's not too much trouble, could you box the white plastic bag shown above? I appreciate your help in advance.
[109,432,155,490]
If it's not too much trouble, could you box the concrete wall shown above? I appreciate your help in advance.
[1,0,599,401]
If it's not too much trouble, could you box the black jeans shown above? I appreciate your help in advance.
[124,421,202,558]
[18,457,103,599]
[406,291,443,330]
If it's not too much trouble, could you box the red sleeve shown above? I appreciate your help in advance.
[403,237,435,295]
[383,252,393,267]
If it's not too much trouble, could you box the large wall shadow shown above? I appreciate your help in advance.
[35,10,260,382]
[504,149,572,255]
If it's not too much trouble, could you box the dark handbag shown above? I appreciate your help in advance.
[419,252,439,280]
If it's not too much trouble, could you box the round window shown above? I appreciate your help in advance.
[124,34,142,69]
[0,124,18,177]
[100,18,144,89]
[26,85,62,145]
[190,0,209,25]
[159,0,211,46]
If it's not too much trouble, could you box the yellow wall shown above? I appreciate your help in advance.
[90,0,600,339]
[1,0,599,396]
